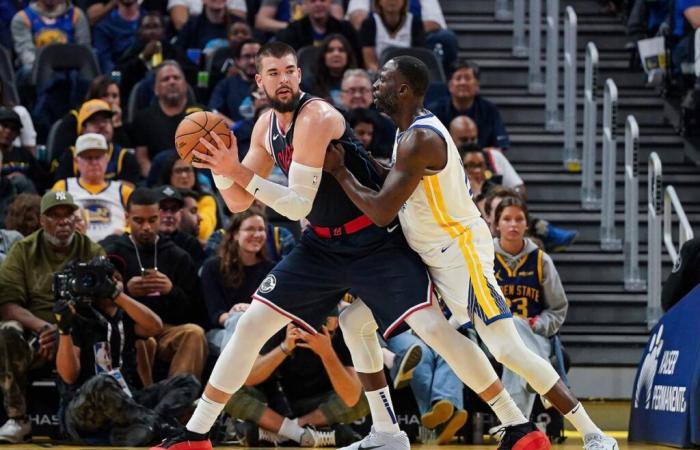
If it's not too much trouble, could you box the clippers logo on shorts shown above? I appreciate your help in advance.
[259,274,277,293]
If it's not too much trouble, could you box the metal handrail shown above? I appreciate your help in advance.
[495,0,513,21]
[545,0,562,131]
[581,42,600,209]
[663,185,694,263]
[528,0,544,93]
[512,0,527,57]
[563,6,579,171]
[623,116,645,291]
[647,152,663,329]
[600,79,621,251]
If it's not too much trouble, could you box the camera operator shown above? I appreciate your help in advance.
[0,191,104,443]
[54,257,201,446]
[101,187,207,381]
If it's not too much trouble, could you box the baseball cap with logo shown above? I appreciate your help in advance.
[0,107,22,130]
[157,185,184,207]
[78,99,113,128]
[41,191,79,215]
[75,133,109,156]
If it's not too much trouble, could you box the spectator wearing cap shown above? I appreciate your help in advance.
[49,77,128,167]
[51,133,134,243]
[173,0,231,56]
[52,99,140,185]
[0,107,48,193]
[0,190,104,443]
[157,185,205,266]
[208,21,253,89]
[428,60,511,150]
[102,188,208,381]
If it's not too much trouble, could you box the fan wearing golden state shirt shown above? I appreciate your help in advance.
[324,56,618,450]
[52,133,133,243]
[493,196,568,418]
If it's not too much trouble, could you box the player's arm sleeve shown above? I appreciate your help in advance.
[244,161,322,221]
[534,252,568,337]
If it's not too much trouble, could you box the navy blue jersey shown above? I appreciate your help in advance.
[266,93,382,227]
[494,248,545,318]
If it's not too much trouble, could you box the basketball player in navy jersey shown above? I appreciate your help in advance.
[151,42,543,450]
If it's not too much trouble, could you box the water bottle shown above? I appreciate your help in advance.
[434,43,444,67]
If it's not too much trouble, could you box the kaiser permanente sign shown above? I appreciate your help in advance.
[629,284,700,447]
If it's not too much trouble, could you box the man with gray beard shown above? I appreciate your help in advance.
[0,191,104,443]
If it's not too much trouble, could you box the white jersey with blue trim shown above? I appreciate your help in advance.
[392,112,482,255]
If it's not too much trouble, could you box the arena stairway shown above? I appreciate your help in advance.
[442,0,700,399]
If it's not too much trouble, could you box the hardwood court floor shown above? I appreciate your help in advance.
[5,438,671,450]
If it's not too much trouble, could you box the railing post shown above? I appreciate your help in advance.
[647,152,663,330]
[581,42,600,209]
[663,185,695,263]
[528,0,544,93]
[513,0,527,57]
[496,0,513,21]
[563,6,579,171]
[600,79,621,251]
[624,116,646,291]
[545,0,562,131]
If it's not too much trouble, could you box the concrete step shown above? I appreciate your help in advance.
[514,161,697,174]
[521,172,700,202]
[562,333,647,366]
[551,251,674,283]
[452,23,628,52]
[567,292,647,325]
[442,0,610,16]
[526,200,700,214]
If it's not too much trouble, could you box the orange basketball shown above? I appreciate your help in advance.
[174,111,231,163]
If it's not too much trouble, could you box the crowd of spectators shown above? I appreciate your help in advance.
[0,0,585,446]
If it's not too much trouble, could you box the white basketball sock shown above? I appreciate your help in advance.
[565,403,603,436]
[278,417,305,442]
[187,394,225,434]
[365,387,401,433]
[488,389,528,427]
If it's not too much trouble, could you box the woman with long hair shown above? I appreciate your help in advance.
[200,207,274,354]
[492,196,569,418]
[159,154,219,243]
[302,34,357,106]
[358,0,425,72]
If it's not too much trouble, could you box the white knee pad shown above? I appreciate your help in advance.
[476,317,560,394]
[339,300,384,373]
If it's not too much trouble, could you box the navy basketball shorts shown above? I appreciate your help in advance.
[253,225,432,338]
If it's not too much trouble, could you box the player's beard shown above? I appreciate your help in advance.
[375,90,398,116]
[264,86,301,113]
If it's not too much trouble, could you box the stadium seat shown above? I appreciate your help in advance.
[0,47,19,105]
[297,45,320,77]
[30,43,100,88]
[379,46,446,83]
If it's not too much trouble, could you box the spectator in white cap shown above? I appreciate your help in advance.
[51,133,134,243]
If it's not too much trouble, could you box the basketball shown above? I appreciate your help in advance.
[174,111,231,163]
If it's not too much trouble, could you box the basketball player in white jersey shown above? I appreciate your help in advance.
[324,56,618,450]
